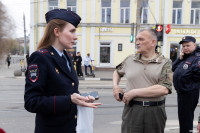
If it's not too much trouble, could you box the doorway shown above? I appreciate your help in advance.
[99,42,111,66]
[170,43,180,62]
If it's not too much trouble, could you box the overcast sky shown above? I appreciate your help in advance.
[1,0,30,38]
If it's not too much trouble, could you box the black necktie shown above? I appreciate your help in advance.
[62,55,71,72]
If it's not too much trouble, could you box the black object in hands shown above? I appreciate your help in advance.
[119,93,134,107]
[81,91,99,100]
[119,93,124,100]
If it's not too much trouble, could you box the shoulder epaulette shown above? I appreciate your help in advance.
[37,49,49,54]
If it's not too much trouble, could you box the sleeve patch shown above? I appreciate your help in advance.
[28,64,39,82]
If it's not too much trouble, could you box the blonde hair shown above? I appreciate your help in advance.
[37,19,68,50]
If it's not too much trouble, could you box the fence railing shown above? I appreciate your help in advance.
[0,55,26,65]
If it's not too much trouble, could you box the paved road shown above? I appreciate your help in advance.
[0,77,200,133]
[0,63,200,133]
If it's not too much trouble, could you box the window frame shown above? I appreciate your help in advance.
[141,6,148,24]
[190,8,200,24]
[172,8,182,24]
[120,8,130,23]
[120,0,130,24]
[101,0,111,23]
[66,0,77,13]
[172,1,182,25]
[48,0,59,11]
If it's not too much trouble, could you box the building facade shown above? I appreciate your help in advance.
[30,0,200,67]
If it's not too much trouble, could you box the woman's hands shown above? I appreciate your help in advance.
[197,123,200,133]
[71,93,101,108]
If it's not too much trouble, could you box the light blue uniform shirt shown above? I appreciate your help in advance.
[52,46,71,72]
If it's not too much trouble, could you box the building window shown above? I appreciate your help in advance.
[48,0,58,11]
[101,0,111,23]
[141,0,148,24]
[172,1,182,24]
[120,0,130,23]
[66,0,77,13]
[190,1,200,24]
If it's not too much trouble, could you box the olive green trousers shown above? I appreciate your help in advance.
[121,104,167,133]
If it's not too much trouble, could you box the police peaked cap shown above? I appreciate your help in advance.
[179,36,196,44]
[45,9,81,27]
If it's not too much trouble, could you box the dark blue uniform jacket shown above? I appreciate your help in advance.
[24,46,79,133]
[172,46,200,93]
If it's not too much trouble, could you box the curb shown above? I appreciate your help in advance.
[78,77,113,81]
[0,76,25,79]
[0,76,126,81]
[78,77,126,81]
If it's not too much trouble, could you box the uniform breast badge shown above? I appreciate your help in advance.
[51,52,54,55]
[55,68,59,74]
[183,64,188,69]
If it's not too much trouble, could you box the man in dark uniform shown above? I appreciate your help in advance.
[75,52,83,77]
[172,36,200,133]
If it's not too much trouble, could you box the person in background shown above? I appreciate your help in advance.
[68,53,75,66]
[26,54,29,63]
[113,29,172,133]
[6,54,11,69]
[75,52,83,77]
[172,36,200,133]
[25,54,29,67]
[70,53,75,61]
[24,9,101,133]
[84,53,93,76]
[197,115,200,133]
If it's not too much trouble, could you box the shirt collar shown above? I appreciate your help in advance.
[133,52,163,63]
[52,46,63,57]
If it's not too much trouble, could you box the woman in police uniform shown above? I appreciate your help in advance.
[24,9,101,133]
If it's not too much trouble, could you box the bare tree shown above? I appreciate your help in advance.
[0,1,14,59]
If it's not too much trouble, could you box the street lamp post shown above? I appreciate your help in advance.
[23,13,27,56]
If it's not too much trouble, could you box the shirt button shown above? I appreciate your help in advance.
[75,115,77,119]
[50,52,54,55]
[72,82,75,86]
